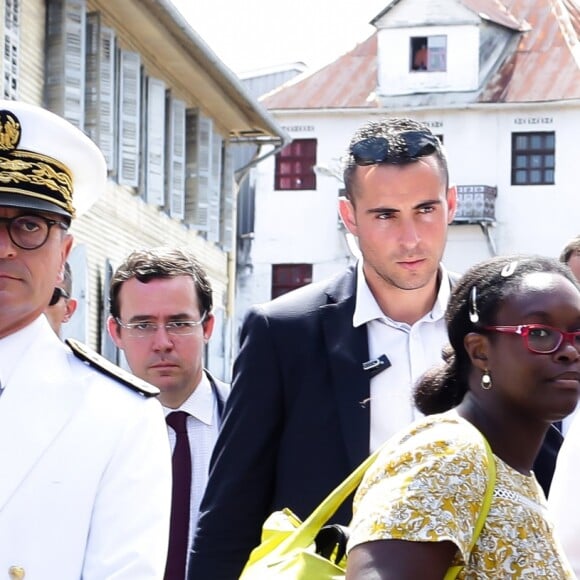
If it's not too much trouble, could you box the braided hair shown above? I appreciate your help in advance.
[414,254,579,414]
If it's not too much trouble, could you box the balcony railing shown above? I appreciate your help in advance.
[453,185,497,223]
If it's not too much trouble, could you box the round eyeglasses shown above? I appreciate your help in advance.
[115,313,207,339]
[0,214,68,250]
[483,324,580,354]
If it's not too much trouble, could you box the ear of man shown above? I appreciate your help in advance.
[338,196,357,236]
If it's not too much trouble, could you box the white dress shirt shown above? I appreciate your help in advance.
[353,261,451,452]
[164,372,221,563]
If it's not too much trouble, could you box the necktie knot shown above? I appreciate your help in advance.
[166,410,188,433]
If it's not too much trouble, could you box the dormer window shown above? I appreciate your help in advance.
[410,36,447,72]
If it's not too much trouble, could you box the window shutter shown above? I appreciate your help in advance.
[220,144,235,251]
[3,0,20,100]
[207,129,222,242]
[85,12,116,171]
[166,96,186,220]
[117,49,141,187]
[45,0,86,129]
[184,110,211,231]
[144,76,166,206]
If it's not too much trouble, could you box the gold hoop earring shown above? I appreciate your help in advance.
[481,370,492,390]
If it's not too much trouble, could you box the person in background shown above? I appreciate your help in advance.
[108,247,229,580]
[560,234,580,282]
[549,233,580,577]
[559,235,580,434]
[45,260,77,337]
[347,254,579,579]
[0,100,171,578]
[189,117,561,579]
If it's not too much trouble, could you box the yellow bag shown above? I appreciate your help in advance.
[239,436,496,579]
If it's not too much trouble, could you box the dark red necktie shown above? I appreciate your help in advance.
[164,411,192,580]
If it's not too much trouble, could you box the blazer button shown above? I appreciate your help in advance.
[9,567,25,579]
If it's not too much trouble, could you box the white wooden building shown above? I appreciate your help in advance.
[0,0,287,379]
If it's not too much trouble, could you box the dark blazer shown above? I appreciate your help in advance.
[189,265,561,580]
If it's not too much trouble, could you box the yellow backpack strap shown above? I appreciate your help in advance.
[66,338,160,398]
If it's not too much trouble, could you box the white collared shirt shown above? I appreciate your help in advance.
[353,260,451,452]
[163,372,221,563]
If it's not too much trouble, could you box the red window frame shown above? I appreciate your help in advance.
[275,139,317,190]
[271,264,313,299]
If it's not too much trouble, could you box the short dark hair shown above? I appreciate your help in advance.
[109,247,213,320]
[414,254,579,414]
[61,261,73,295]
[342,117,449,201]
[559,235,580,264]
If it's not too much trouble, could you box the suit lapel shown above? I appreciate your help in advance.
[0,330,84,512]
[320,268,370,471]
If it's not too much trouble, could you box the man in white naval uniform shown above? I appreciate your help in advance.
[0,100,172,579]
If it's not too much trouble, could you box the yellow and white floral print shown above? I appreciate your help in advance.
[348,412,574,579]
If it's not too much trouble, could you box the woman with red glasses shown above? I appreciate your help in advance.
[346,254,579,579]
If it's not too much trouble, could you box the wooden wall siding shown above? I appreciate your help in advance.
[71,183,229,350]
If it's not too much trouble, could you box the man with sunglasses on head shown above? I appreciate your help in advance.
[0,101,171,578]
[189,118,560,580]
[45,261,77,337]
[107,247,229,580]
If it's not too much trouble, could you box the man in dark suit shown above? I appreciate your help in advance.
[188,118,560,579]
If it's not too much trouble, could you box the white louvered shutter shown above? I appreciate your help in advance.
[3,0,20,99]
[144,76,166,206]
[45,0,86,128]
[85,12,116,170]
[117,49,141,187]
[184,110,211,231]
[207,128,222,242]
[166,96,186,220]
[220,144,235,251]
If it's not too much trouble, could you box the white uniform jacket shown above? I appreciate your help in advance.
[549,411,580,577]
[0,317,172,579]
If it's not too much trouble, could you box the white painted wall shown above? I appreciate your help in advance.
[239,103,580,334]
[377,25,480,95]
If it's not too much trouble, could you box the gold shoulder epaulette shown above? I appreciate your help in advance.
[66,338,160,398]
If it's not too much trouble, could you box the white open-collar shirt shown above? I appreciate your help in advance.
[353,260,452,452]
[163,371,221,564]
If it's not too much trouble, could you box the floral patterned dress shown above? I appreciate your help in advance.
[347,411,575,578]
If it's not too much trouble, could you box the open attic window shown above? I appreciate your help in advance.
[410,36,447,72]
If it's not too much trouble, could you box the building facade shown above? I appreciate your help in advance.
[0,0,287,379]
[237,0,580,329]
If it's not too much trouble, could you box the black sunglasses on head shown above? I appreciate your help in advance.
[350,131,440,166]
[49,286,70,306]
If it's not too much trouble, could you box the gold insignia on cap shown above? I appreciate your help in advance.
[0,108,75,216]
[0,110,21,152]
[8,566,25,579]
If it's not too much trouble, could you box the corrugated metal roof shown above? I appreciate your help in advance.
[260,35,379,110]
[262,0,580,110]
[460,0,528,31]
